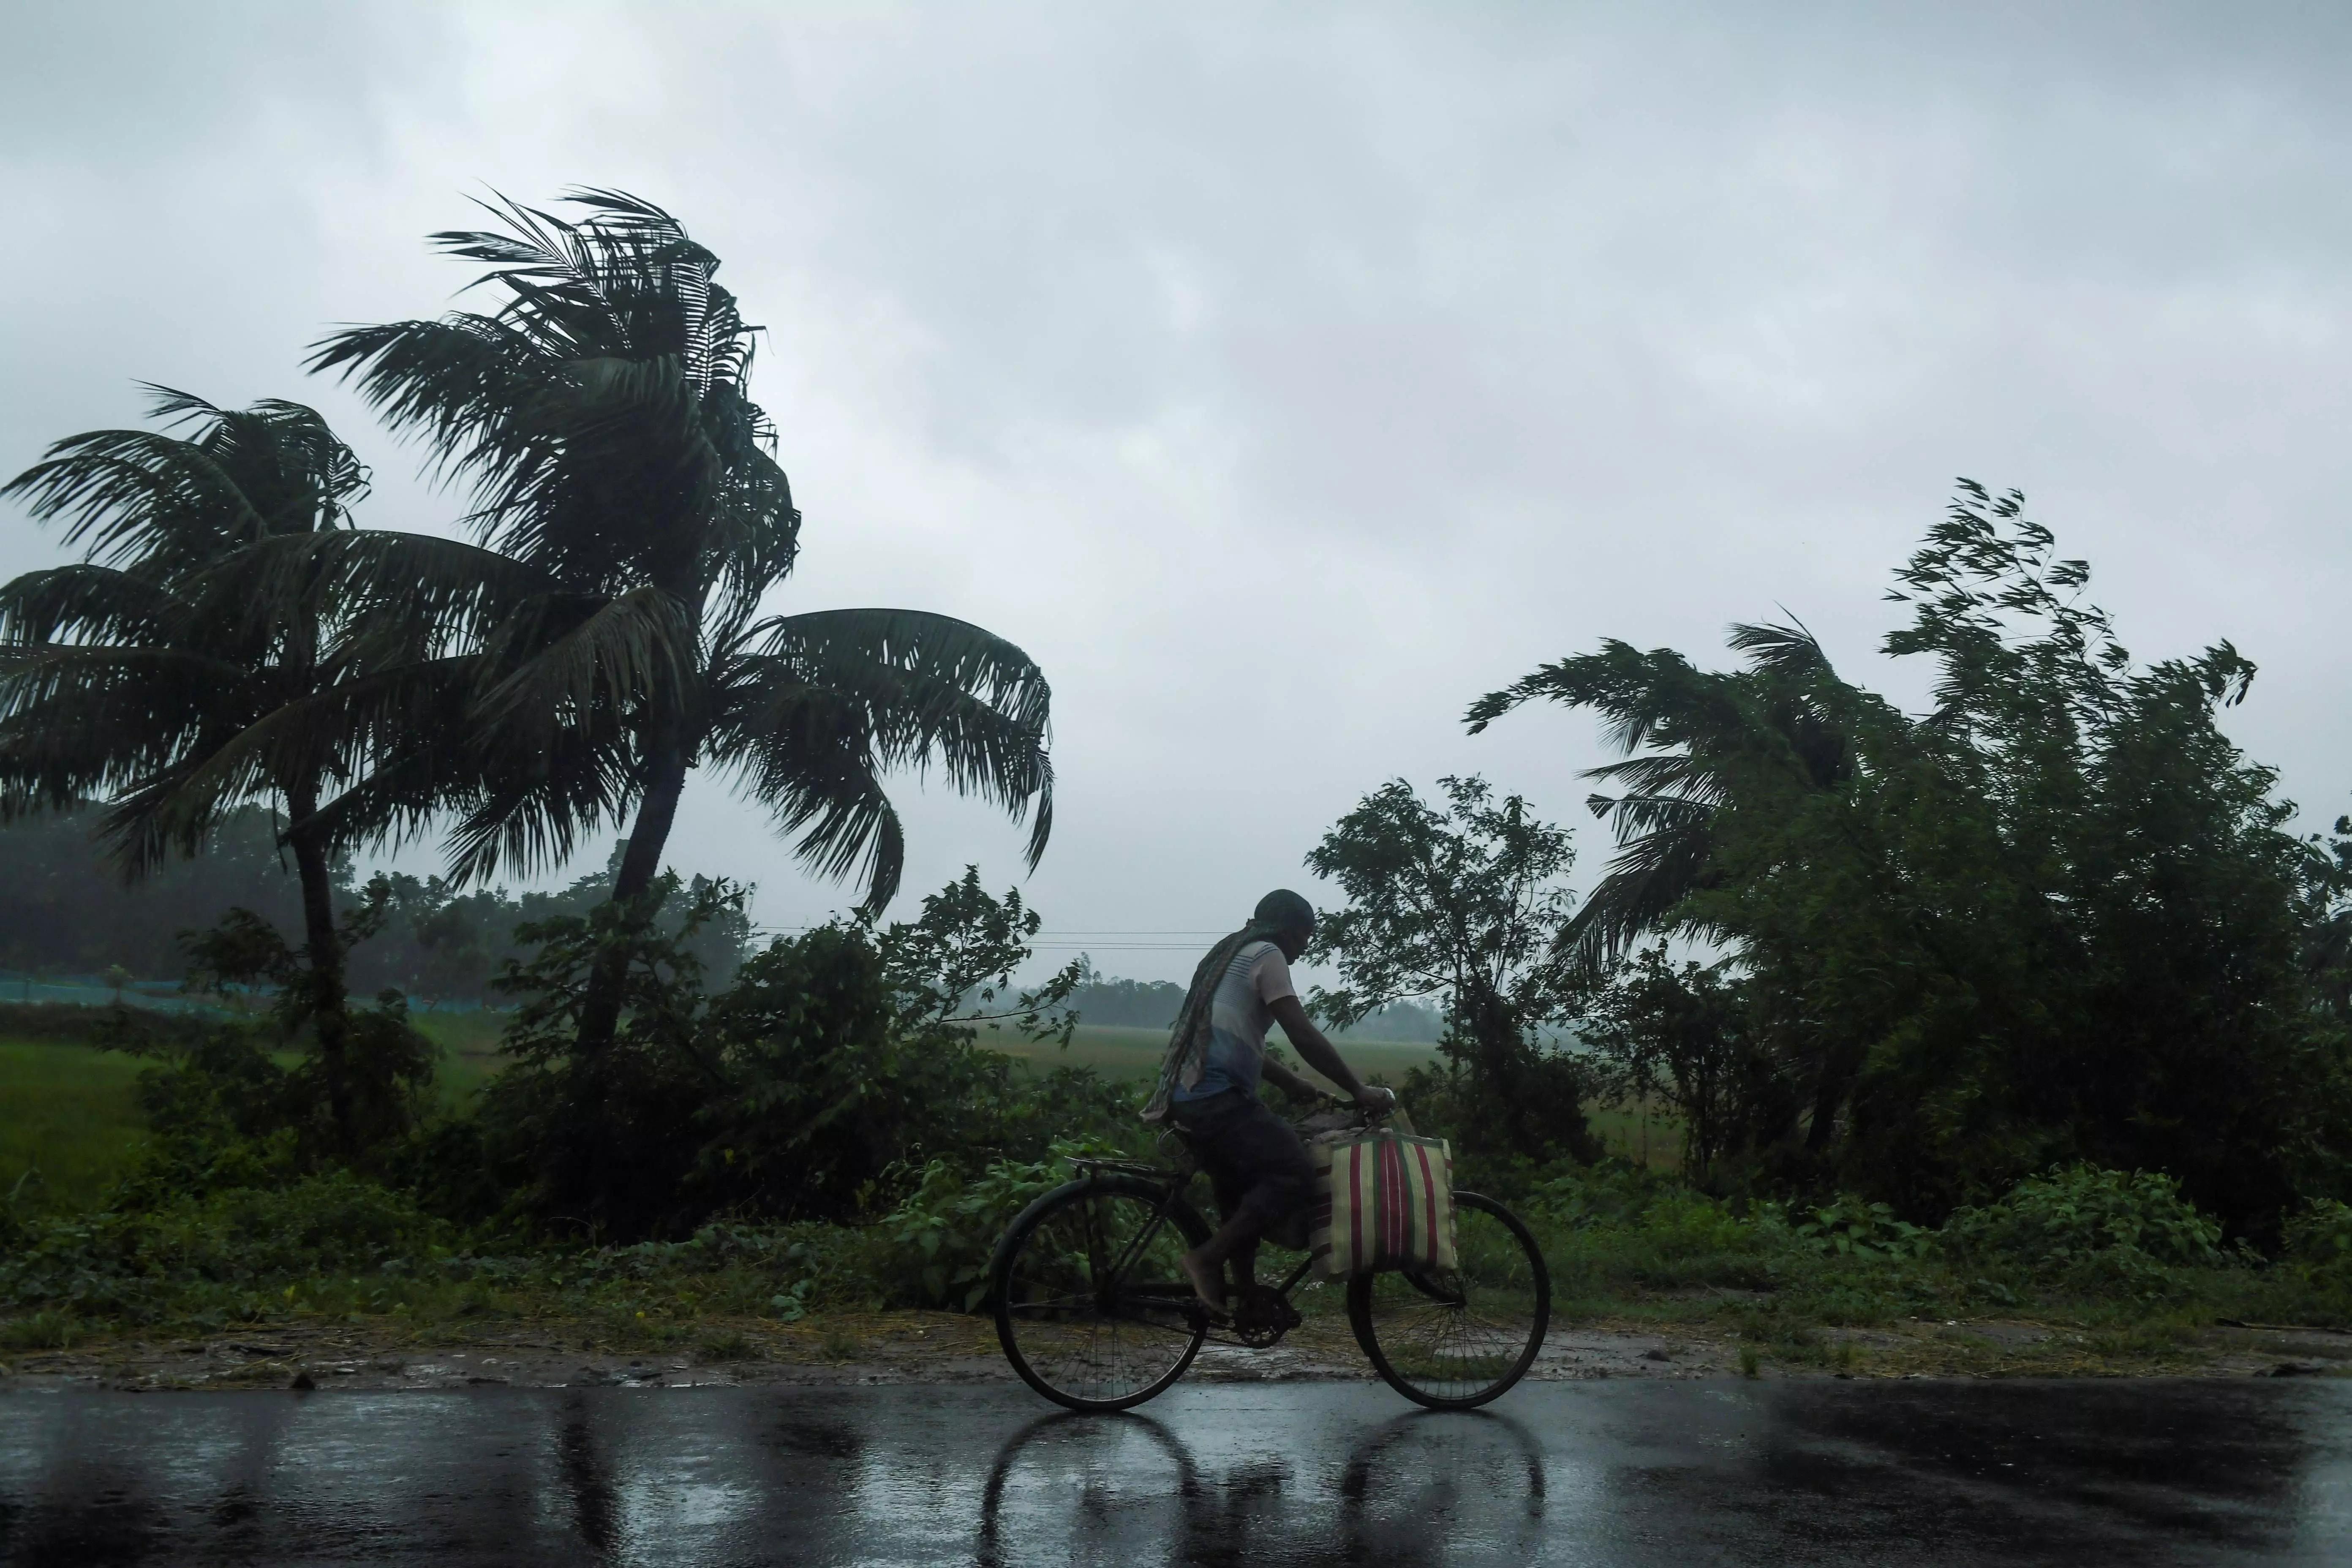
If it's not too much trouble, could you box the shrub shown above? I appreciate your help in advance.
[875,1141,1121,1310]
[1784,1196,1933,1262]
[0,1310,77,1350]
[1523,1161,1776,1297]
[2281,1199,2352,1277]
[470,876,1145,1240]
[1942,1164,2225,1274]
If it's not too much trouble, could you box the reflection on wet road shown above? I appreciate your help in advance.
[3,1379,2347,1565]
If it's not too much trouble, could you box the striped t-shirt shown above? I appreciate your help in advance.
[1169,940,1297,1103]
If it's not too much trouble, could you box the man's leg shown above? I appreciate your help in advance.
[1179,1097,1314,1313]
[1180,1208,1265,1313]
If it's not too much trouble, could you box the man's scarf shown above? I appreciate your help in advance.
[1141,919,1288,1122]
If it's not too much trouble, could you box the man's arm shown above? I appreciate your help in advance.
[1269,995,1396,1114]
[1260,1053,1327,1105]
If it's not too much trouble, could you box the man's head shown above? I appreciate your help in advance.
[1253,888,1317,961]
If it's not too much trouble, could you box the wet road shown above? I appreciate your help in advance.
[2,1379,2347,1565]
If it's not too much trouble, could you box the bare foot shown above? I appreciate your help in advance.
[1179,1250,1228,1315]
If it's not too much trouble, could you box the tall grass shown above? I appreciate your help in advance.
[0,1039,149,1209]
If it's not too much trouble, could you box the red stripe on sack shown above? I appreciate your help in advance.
[1348,1143,1365,1273]
[1413,1143,1438,1266]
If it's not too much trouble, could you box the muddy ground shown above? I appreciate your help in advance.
[5,1311,2348,1392]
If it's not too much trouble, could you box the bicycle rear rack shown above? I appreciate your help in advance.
[1066,1157,1170,1179]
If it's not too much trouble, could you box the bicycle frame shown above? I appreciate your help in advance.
[1067,1158,1318,1315]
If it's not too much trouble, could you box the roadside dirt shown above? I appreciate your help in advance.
[4,1312,2347,1392]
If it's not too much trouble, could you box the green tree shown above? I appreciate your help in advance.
[0,390,448,1150]
[876,865,1081,1048]
[1305,775,1599,1163]
[474,867,1099,1235]
[1581,945,1804,1183]
[308,190,1055,1062]
[1473,483,2352,1228]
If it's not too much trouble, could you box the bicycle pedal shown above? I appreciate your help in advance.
[1183,1299,1233,1331]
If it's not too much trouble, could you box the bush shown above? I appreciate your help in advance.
[469,877,1145,1240]
[0,1168,451,1323]
[2281,1199,2352,1276]
[874,1141,1120,1310]
[1523,1161,1776,1297]
[1942,1164,2225,1274]
[114,996,436,1188]
[1783,1195,1933,1262]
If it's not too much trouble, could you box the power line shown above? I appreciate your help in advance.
[749,927,1228,940]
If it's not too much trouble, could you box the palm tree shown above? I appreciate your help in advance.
[308,190,1055,1058]
[1466,620,1857,968]
[0,389,460,1147]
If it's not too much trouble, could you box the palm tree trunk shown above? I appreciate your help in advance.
[574,738,691,1059]
[284,784,353,1152]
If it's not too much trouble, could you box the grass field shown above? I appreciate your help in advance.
[2,1014,510,1209]
[975,1023,1679,1166]
[0,1038,149,1210]
[0,1012,1677,1213]
[971,1022,1447,1086]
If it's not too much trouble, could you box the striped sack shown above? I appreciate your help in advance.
[1309,1132,1456,1279]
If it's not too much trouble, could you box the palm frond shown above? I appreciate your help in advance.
[729,608,1054,868]
[474,585,696,735]
[1555,811,1720,969]
[0,564,181,647]
[1727,617,1834,680]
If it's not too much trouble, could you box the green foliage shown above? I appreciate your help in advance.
[1584,946,1794,1183]
[874,1141,1118,1311]
[2279,1200,2352,1304]
[878,866,1081,1048]
[1785,1196,1933,1262]
[2282,1199,2352,1266]
[1944,1165,2226,1274]
[121,997,435,1184]
[0,1168,450,1323]
[1307,775,1598,1163]
[1475,485,2352,1231]
[467,869,1141,1240]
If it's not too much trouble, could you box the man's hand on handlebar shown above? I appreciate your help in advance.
[1353,1085,1397,1116]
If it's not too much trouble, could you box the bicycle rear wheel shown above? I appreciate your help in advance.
[1347,1191,1550,1410]
[991,1174,1211,1412]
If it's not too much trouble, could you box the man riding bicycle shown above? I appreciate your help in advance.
[1143,889,1396,1317]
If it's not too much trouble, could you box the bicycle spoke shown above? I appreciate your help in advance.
[996,1180,1208,1410]
[1350,1193,1549,1408]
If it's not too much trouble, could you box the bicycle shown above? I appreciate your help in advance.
[988,1105,1551,1413]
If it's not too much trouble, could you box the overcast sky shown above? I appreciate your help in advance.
[5,2,2349,982]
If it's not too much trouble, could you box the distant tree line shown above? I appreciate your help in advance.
[0,801,1451,1041]
[0,805,748,1000]
[1062,961,1443,1040]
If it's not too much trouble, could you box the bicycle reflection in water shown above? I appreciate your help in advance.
[976,1405,1548,1568]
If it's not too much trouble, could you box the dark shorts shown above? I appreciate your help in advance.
[1168,1088,1316,1225]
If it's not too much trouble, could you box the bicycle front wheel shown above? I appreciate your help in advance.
[1347,1191,1550,1410]
[991,1174,1211,1413]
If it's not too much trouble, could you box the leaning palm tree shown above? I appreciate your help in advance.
[0,389,463,1147]
[1465,620,1857,968]
[308,189,1054,1057]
